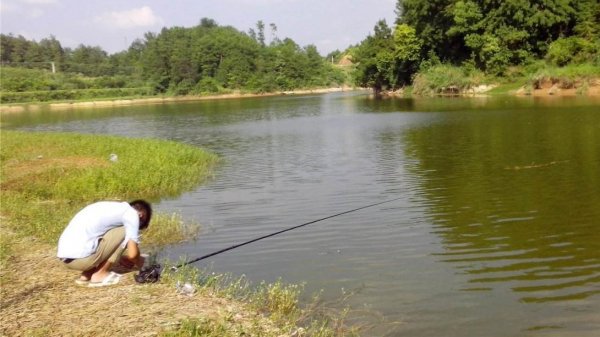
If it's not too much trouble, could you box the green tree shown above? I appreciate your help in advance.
[1,34,32,63]
[38,36,65,70]
[64,44,110,76]
[573,0,600,40]
[396,0,596,73]
[396,0,465,62]
[352,20,396,94]
[2,18,345,97]
[256,20,266,47]
[393,23,422,84]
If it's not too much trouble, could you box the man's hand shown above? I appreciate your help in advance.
[119,256,136,269]
[119,255,145,269]
[122,239,145,269]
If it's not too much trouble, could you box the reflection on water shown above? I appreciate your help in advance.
[5,93,600,336]
[402,105,600,305]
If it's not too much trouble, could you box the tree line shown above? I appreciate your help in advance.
[352,0,600,93]
[2,2,599,101]
[0,18,345,97]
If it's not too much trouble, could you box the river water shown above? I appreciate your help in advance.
[5,92,600,336]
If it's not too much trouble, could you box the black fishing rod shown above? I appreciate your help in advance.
[135,196,404,283]
[175,196,404,269]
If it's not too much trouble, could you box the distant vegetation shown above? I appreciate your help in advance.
[2,2,599,103]
[351,0,600,95]
[0,18,346,103]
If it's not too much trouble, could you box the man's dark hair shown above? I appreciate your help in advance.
[130,199,152,230]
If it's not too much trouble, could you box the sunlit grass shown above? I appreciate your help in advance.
[0,130,218,243]
[0,130,357,336]
[530,62,600,81]
[159,264,360,337]
[142,213,201,250]
[410,61,600,96]
[412,64,485,96]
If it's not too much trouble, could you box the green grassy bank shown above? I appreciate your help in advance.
[0,131,351,336]
[0,131,219,242]
[410,62,600,96]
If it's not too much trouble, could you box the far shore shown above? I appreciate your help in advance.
[2,81,599,114]
[0,86,361,114]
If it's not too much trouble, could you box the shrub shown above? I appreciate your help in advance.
[0,87,154,103]
[412,64,484,96]
[195,77,221,94]
[546,37,599,66]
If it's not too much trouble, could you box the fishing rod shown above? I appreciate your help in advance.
[135,196,404,283]
[175,196,405,268]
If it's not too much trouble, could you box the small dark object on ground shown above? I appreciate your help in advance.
[134,264,162,283]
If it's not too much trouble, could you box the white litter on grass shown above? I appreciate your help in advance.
[109,153,118,162]
[176,281,196,296]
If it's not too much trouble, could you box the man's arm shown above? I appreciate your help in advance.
[122,239,145,269]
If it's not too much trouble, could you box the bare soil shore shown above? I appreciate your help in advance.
[515,78,600,96]
[2,81,598,114]
[0,228,283,337]
[0,87,356,114]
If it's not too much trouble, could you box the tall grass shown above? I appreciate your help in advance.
[142,213,201,250]
[159,265,359,337]
[410,61,600,96]
[412,64,486,96]
[0,130,218,242]
[529,63,600,87]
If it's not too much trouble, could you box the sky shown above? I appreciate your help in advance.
[0,0,397,56]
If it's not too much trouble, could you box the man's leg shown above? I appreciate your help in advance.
[66,227,126,282]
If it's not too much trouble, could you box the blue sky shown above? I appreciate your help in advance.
[1,0,397,55]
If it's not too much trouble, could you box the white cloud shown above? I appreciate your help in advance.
[0,2,16,14]
[28,7,44,18]
[0,0,58,18]
[20,0,58,4]
[94,6,163,29]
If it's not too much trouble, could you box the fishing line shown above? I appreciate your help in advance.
[174,196,405,269]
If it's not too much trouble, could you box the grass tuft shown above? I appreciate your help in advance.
[142,213,201,250]
[0,130,218,243]
[159,265,360,336]
[412,64,485,96]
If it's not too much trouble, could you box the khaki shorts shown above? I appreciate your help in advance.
[64,226,126,272]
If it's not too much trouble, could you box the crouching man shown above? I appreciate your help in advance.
[57,200,152,287]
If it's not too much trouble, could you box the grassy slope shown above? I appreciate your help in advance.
[0,131,350,336]
[0,131,219,242]
[411,62,600,96]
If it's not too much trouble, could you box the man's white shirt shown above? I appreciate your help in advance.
[57,201,140,259]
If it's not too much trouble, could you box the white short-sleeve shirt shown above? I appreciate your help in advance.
[57,201,140,259]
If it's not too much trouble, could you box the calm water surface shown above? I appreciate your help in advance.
[6,93,600,336]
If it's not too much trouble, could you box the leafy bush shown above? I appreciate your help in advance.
[412,64,485,96]
[195,77,221,94]
[0,66,152,103]
[170,79,195,96]
[0,87,154,103]
[546,37,599,66]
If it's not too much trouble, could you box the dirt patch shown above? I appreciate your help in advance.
[516,77,600,96]
[5,156,108,176]
[0,87,354,114]
[1,156,109,190]
[0,230,282,336]
[338,55,354,67]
